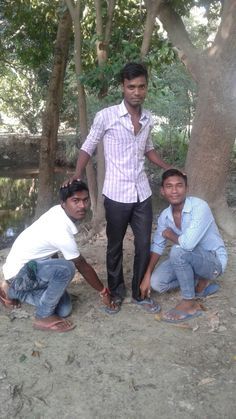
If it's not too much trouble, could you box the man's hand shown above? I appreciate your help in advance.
[61,175,81,188]
[101,293,118,310]
[140,273,151,299]
[162,228,179,244]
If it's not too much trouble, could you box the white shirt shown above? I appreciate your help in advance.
[81,101,154,203]
[3,205,80,280]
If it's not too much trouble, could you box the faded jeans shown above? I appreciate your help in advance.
[8,259,75,318]
[151,245,222,299]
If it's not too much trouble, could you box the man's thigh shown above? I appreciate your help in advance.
[36,259,75,285]
[130,197,152,240]
[104,197,133,240]
[187,247,222,280]
[151,258,178,291]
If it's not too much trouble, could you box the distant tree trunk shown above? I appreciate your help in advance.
[141,0,162,59]
[35,10,72,218]
[93,0,116,229]
[66,0,98,215]
[157,0,236,236]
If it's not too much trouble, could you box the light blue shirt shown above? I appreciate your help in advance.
[151,196,228,272]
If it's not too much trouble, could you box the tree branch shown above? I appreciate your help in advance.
[141,0,162,58]
[158,2,202,81]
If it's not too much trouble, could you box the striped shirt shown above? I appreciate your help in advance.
[81,101,154,203]
[151,196,228,272]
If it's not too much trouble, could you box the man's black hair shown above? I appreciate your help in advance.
[120,62,148,83]
[59,180,89,202]
[161,169,187,186]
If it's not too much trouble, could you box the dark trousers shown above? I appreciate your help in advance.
[104,196,152,300]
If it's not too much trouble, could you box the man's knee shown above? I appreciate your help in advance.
[56,300,72,317]
[151,273,168,294]
[169,245,187,262]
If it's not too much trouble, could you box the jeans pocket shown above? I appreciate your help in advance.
[10,261,39,292]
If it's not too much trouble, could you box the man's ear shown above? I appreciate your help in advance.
[160,187,165,197]
[61,201,65,209]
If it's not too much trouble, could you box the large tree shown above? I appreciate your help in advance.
[35,8,72,218]
[156,0,236,235]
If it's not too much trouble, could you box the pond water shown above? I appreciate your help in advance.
[1,169,235,251]
[0,168,68,250]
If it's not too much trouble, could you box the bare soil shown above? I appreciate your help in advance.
[0,223,236,419]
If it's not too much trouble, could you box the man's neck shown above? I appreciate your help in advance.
[171,201,185,215]
[124,100,142,117]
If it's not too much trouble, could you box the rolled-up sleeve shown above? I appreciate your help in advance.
[81,112,105,156]
[151,213,167,255]
[178,202,213,251]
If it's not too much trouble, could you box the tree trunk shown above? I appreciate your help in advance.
[141,0,162,58]
[66,0,98,214]
[185,58,236,235]
[157,0,236,237]
[35,10,72,218]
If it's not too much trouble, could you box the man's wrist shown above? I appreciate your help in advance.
[99,287,110,297]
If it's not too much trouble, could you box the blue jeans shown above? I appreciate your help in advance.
[8,259,75,318]
[151,245,222,299]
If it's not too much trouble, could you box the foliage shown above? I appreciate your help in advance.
[0,178,37,211]
[0,0,59,132]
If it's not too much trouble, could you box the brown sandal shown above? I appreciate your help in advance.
[0,287,21,309]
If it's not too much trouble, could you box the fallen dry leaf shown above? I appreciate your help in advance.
[207,311,220,332]
[34,340,46,349]
[198,377,216,386]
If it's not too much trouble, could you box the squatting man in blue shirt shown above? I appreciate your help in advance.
[140,169,228,323]
[0,181,115,332]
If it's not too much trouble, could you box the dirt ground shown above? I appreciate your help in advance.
[0,222,236,419]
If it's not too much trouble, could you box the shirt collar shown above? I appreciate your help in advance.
[165,196,191,221]
[118,100,149,121]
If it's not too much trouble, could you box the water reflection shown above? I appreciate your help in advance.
[0,170,67,250]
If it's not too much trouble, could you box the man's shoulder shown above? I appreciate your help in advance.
[97,103,122,116]
[186,196,210,209]
[158,204,171,221]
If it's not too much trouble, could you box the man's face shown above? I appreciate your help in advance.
[61,190,90,221]
[121,75,147,108]
[161,176,187,206]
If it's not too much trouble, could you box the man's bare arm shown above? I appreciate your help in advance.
[74,150,91,180]
[145,149,171,170]
[71,255,112,307]
[162,228,179,244]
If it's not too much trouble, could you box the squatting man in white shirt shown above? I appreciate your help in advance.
[0,181,115,332]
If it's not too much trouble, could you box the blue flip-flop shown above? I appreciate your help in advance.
[195,283,220,298]
[131,298,161,313]
[161,308,203,323]
[99,305,121,315]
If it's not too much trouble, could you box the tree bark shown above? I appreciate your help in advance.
[92,0,116,228]
[35,9,72,219]
[158,0,236,236]
[141,0,162,58]
[66,0,98,214]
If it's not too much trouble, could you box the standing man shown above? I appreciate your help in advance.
[69,62,171,314]
[0,181,115,331]
[140,169,228,323]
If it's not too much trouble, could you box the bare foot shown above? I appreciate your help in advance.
[0,281,21,309]
[162,299,203,322]
[33,315,76,332]
[195,278,210,294]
